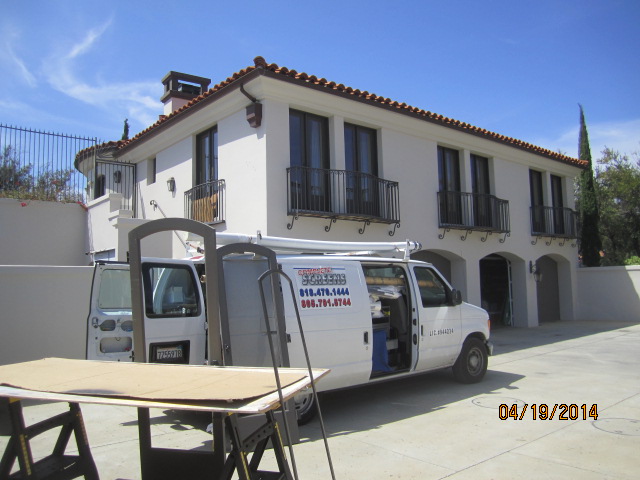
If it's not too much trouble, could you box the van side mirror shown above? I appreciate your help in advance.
[451,289,463,306]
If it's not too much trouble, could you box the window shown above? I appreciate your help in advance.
[196,127,218,186]
[471,154,491,228]
[94,174,106,199]
[438,146,461,224]
[142,264,201,318]
[345,123,378,216]
[97,268,132,311]
[193,128,219,223]
[551,175,565,234]
[147,158,156,186]
[414,267,449,307]
[289,109,330,212]
[529,170,545,233]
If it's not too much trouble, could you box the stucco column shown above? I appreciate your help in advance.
[463,257,480,306]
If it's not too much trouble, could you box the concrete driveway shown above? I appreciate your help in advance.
[2,320,639,479]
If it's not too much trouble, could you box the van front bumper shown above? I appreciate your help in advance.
[485,341,494,356]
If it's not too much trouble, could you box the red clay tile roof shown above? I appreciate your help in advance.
[113,56,585,168]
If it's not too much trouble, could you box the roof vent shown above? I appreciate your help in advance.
[161,71,211,115]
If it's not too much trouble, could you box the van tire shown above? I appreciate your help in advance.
[294,391,317,425]
[452,337,487,384]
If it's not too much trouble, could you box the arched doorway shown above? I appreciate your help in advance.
[480,254,513,327]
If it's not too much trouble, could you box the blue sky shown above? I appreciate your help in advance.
[1,0,638,160]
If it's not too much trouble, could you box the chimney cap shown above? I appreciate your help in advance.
[161,71,211,103]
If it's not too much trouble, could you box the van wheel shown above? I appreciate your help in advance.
[294,391,317,425]
[452,337,487,384]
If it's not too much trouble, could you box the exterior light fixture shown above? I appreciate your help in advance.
[529,260,543,283]
[113,171,122,184]
[167,177,176,193]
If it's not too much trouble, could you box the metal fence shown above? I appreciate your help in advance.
[438,191,510,233]
[184,179,225,224]
[287,166,400,224]
[530,206,578,238]
[0,124,101,203]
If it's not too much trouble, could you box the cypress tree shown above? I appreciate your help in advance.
[121,119,130,141]
[578,105,602,266]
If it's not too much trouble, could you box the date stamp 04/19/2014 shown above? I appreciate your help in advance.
[499,403,598,421]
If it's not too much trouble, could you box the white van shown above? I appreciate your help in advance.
[87,249,491,423]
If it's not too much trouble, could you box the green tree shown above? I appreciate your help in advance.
[0,144,81,202]
[596,148,640,265]
[0,145,32,195]
[577,106,602,266]
[121,118,130,141]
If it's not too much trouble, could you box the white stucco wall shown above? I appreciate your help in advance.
[0,265,94,365]
[0,198,89,266]
[576,266,640,321]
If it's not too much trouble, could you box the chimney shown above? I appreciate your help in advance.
[161,71,211,115]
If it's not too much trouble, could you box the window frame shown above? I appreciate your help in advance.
[289,109,331,212]
[344,122,379,216]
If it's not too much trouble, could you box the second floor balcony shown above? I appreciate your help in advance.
[438,191,510,240]
[530,205,577,238]
[287,166,400,233]
[184,179,225,224]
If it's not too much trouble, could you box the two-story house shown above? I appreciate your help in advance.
[76,56,585,328]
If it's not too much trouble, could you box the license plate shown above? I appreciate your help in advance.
[156,345,183,361]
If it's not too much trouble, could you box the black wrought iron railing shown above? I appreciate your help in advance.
[184,179,225,224]
[92,159,137,213]
[438,191,510,233]
[530,206,577,238]
[286,166,400,224]
[0,123,100,203]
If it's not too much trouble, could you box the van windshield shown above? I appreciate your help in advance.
[98,269,132,310]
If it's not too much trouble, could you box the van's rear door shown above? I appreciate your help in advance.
[86,262,134,361]
[138,259,207,364]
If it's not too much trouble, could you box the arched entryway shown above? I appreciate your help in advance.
[479,254,513,327]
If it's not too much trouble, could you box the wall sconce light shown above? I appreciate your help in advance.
[113,171,122,184]
[166,177,176,193]
[529,260,543,283]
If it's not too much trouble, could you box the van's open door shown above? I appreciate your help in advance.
[86,262,134,361]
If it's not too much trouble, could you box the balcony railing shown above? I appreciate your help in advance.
[287,166,400,233]
[530,205,577,238]
[438,191,510,238]
[184,179,225,224]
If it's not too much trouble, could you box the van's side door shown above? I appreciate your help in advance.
[411,266,461,370]
[86,262,134,361]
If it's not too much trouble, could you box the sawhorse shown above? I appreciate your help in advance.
[0,398,99,480]
[137,408,293,480]
[219,410,293,480]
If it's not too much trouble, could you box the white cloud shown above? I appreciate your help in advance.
[0,26,37,87]
[533,118,640,160]
[42,19,161,132]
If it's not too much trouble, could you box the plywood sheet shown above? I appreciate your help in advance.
[0,358,307,402]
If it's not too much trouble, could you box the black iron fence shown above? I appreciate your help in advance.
[287,166,400,224]
[0,124,100,203]
[438,191,510,233]
[530,206,577,238]
[184,179,225,224]
[90,159,137,213]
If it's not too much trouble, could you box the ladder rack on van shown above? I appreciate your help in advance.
[189,231,422,259]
